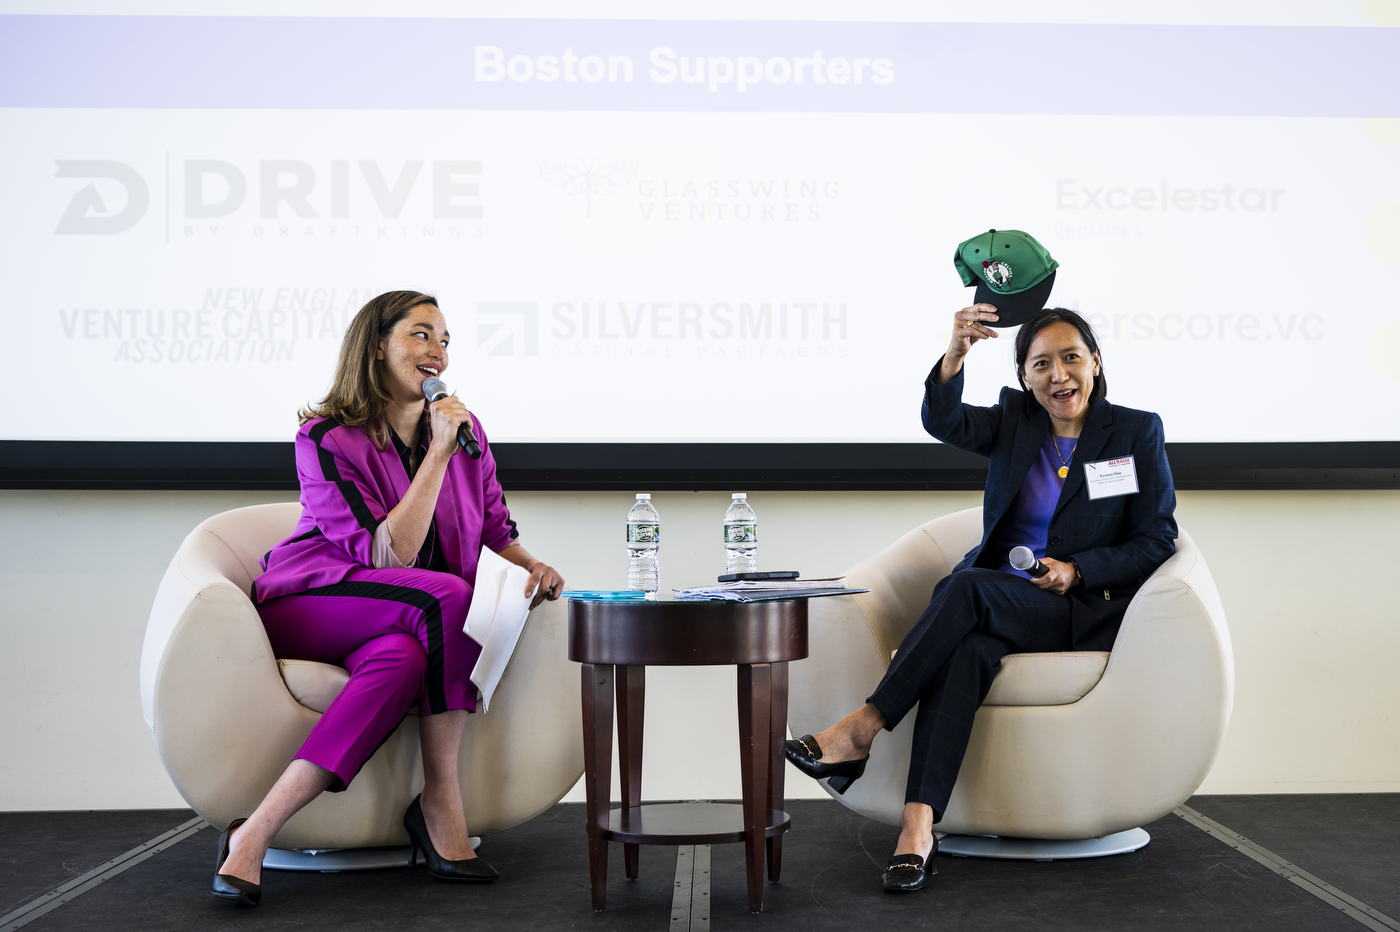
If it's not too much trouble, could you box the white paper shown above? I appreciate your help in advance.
[1084,455,1140,501]
[463,546,538,712]
[673,577,850,600]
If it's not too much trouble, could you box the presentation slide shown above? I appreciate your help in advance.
[2,5,1398,445]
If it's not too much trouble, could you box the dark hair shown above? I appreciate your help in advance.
[300,290,439,449]
[1014,308,1107,407]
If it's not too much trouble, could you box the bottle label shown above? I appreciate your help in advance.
[627,523,659,543]
[724,523,756,543]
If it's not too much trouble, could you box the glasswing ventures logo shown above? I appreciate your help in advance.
[477,303,539,356]
[540,160,638,218]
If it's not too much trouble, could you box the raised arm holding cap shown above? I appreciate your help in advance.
[938,229,1060,384]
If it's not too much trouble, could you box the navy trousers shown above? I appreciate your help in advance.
[866,568,1075,819]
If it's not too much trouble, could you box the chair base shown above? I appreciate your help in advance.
[263,837,482,872]
[938,827,1149,861]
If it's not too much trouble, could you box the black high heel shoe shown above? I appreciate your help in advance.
[883,837,938,892]
[403,795,499,882]
[211,818,261,906]
[783,734,869,795]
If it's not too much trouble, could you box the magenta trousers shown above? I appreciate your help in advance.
[257,566,481,791]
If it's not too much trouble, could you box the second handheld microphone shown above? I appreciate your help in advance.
[421,377,482,460]
[1009,546,1049,578]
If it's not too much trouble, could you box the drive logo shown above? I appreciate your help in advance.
[476,303,539,356]
[53,161,149,234]
[182,160,483,219]
[52,158,485,233]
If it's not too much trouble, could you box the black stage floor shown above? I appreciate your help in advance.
[3,795,1398,931]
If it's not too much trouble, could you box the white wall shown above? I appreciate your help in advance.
[1,487,1397,811]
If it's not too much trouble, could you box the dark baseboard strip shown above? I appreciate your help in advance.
[2,440,1397,490]
[0,816,208,932]
[1175,805,1400,932]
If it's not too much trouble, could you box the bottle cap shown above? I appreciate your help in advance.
[636,493,650,500]
[732,492,746,499]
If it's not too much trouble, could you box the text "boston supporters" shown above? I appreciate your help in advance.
[475,47,895,92]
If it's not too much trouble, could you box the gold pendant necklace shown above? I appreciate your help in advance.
[1053,435,1077,479]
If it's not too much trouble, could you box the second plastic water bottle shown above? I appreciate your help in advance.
[626,493,660,599]
[723,493,758,574]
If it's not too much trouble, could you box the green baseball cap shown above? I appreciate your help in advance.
[953,229,1059,327]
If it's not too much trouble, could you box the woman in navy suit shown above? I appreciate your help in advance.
[785,305,1177,892]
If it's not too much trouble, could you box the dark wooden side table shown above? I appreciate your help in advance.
[568,598,808,914]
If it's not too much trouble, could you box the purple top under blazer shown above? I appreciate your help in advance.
[254,414,519,603]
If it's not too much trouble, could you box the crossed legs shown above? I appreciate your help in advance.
[221,709,476,884]
[807,703,938,859]
[806,569,1074,862]
[223,567,484,885]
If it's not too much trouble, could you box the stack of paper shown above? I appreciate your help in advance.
[463,546,539,711]
[673,578,869,602]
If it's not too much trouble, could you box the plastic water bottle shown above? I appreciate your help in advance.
[723,493,758,574]
[626,493,660,599]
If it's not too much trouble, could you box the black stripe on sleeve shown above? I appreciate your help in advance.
[296,579,449,715]
[499,492,520,541]
[309,419,379,535]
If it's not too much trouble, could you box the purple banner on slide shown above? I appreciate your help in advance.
[1,15,1397,116]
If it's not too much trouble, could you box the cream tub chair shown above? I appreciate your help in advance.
[788,506,1233,859]
[140,503,583,869]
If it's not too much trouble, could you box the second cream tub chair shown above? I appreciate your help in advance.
[140,503,583,866]
[788,506,1233,855]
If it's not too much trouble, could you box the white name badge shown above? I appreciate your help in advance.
[1084,455,1139,500]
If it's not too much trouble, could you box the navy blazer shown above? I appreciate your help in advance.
[922,359,1178,649]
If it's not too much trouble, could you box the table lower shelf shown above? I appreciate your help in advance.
[604,803,791,845]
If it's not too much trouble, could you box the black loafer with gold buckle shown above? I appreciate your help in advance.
[782,734,869,795]
[882,840,937,892]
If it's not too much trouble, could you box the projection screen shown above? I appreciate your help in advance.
[1,4,1397,487]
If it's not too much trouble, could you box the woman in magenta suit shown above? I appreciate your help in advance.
[212,290,564,905]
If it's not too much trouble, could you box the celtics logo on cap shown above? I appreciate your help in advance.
[952,229,1059,327]
[983,260,1013,288]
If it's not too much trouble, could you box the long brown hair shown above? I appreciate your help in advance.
[299,290,438,449]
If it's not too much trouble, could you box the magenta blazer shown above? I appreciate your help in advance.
[254,414,519,603]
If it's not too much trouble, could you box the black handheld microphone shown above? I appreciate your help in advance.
[1009,546,1050,578]
[421,377,482,460]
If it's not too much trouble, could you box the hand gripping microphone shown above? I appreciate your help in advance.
[421,377,482,460]
[1009,546,1050,578]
